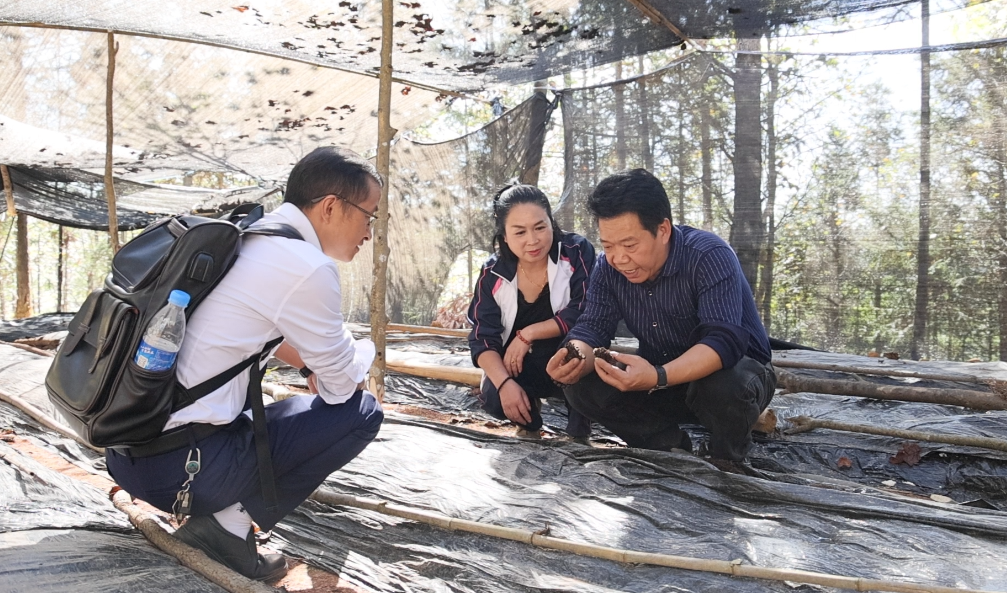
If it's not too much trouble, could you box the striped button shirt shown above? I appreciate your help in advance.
[566,225,771,368]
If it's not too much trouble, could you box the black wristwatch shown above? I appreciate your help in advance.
[649,365,668,393]
[298,366,314,379]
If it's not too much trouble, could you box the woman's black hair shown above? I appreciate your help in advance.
[491,183,563,262]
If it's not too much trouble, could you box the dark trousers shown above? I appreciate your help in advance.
[106,390,383,531]
[563,357,775,460]
[478,347,591,437]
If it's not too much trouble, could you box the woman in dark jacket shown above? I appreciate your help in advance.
[467,184,595,438]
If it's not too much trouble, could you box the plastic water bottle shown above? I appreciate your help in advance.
[134,290,190,371]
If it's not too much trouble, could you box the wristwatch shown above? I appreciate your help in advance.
[649,365,668,393]
[298,366,314,379]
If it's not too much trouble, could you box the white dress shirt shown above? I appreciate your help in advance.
[165,202,375,431]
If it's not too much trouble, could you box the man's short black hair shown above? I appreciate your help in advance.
[284,146,383,209]
[588,168,671,235]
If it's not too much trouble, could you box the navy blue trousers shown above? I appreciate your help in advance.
[106,390,383,531]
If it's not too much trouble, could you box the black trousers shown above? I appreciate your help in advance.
[478,346,592,437]
[563,356,776,460]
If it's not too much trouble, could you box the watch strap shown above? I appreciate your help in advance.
[649,365,668,393]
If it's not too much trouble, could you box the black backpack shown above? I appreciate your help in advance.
[45,204,301,512]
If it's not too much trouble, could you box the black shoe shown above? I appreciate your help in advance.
[174,515,288,582]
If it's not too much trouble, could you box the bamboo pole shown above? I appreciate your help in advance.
[104,31,120,253]
[311,490,999,593]
[368,0,395,403]
[772,358,994,386]
[385,350,481,386]
[386,323,468,338]
[0,388,100,453]
[1,164,15,217]
[777,369,1007,411]
[110,490,279,593]
[786,415,1007,453]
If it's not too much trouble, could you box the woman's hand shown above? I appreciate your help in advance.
[503,333,532,376]
[500,379,533,425]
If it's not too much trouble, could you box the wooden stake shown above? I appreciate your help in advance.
[104,31,120,253]
[368,0,395,402]
[777,369,1007,411]
[1,165,15,217]
[786,415,1007,454]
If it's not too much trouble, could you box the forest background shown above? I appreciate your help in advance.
[3,2,1006,363]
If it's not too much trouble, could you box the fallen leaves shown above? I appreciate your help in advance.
[890,442,923,466]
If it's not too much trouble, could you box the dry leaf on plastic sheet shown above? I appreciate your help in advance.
[836,456,852,469]
[889,442,923,466]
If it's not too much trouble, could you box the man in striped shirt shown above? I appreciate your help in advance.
[546,169,775,461]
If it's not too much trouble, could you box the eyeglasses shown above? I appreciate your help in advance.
[310,194,379,227]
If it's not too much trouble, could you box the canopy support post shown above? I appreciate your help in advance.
[368,0,396,402]
[1,165,15,217]
[104,31,120,253]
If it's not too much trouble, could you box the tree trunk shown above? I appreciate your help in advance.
[912,0,931,361]
[57,225,64,313]
[519,86,552,186]
[676,73,687,224]
[614,63,627,169]
[15,212,31,319]
[998,129,1007,361]
[700,71,714,232]
[759,57,779,332]
[731,36,764,290]
[554,91,576,231]
[637,56,653,171]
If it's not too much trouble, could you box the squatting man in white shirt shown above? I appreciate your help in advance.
[105,146,384,581]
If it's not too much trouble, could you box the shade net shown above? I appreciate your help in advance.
[2,166,279,230]
[0,26,440,176]
[338,93,556,324]
[0,0,998,94]
[555,25,1007,360]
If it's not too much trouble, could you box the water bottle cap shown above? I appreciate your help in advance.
[168,290,191,308]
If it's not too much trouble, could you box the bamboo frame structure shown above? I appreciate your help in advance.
[312,490,1001,593]
[1,164,15,217]
[104,31,120,253]
[367,0,395,403]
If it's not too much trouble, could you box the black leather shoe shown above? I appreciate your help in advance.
[175,515,287,581]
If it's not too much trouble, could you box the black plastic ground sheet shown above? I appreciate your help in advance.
[269,415,1007,593]
[0,405,227,593]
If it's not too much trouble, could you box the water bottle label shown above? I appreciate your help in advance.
[135,339,177,371]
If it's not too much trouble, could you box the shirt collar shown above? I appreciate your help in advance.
[656,225,683,279]
[262,202,323,252]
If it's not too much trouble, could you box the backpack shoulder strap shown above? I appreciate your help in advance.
[244,222,304,241]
